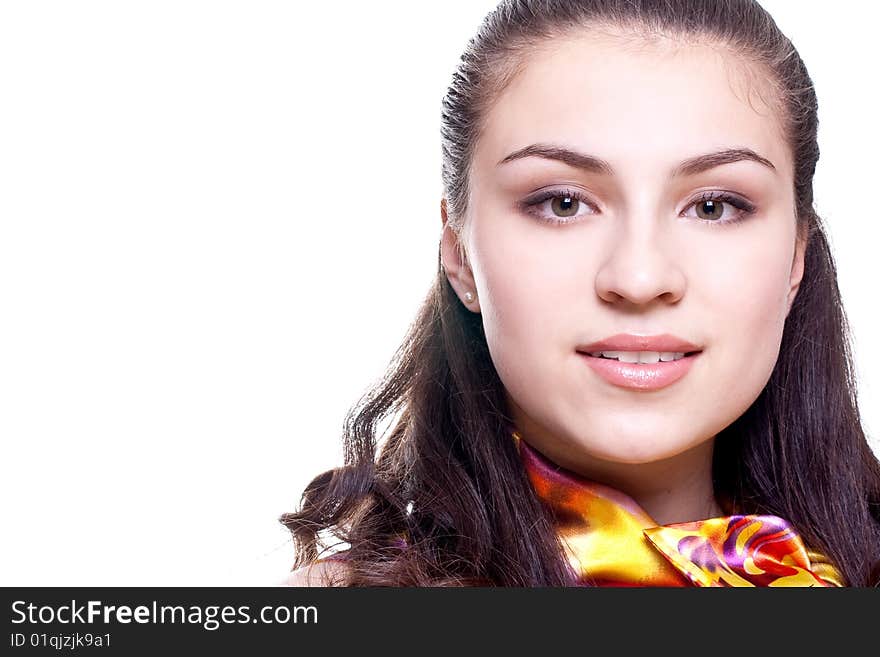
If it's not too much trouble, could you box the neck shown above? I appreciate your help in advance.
[512,423,724,526]
[594,444,725,525]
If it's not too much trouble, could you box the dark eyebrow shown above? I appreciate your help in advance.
[496,143,777,178]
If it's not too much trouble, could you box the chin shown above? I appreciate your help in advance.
[599,450,686,465]
[575,435,706,466]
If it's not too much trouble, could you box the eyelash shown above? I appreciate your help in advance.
[521,188,757,227]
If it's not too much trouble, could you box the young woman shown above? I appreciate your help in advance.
[280,0,880,587]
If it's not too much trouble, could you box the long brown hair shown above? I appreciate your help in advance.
[280,0,880,586]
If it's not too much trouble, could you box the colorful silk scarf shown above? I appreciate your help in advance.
[511,429,844,587]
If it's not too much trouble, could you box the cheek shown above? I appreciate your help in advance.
[479,251,561,368]
[470,225,570,385]
[696,234,794,408]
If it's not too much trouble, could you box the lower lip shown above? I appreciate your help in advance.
[578,352,701,391]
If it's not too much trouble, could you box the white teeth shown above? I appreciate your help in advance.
[588,350,686,363]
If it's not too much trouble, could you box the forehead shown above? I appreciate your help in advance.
[476,34,790,181]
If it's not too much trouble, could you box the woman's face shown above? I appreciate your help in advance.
[441,34,805,477]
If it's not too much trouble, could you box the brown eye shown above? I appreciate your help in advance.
[551,195,580,218]
[695,199,724,221]
[522,188,595,225]
[684,192,756,226]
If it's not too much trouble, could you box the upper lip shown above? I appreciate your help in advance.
[576,333,702,354]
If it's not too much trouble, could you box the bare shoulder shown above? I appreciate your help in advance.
[279,558,350,587]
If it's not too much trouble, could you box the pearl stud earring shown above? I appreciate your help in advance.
[464,291,475,303]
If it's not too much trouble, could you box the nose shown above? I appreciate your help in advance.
[593,218,687,307]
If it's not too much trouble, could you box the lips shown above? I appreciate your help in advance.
[579,350,700,391]
[576,333,702,355]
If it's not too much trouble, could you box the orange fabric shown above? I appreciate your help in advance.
[512,430,844,587]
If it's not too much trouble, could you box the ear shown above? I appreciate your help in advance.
[786,229,807,315]
[439,198,481,313]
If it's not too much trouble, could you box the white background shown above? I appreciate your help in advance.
[1,1,877,586]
